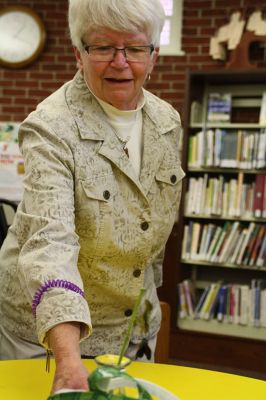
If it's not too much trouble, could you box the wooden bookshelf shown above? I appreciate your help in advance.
[178,318,266,341]
[159,69,266,374]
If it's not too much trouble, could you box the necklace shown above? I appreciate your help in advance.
[113,130,131,157]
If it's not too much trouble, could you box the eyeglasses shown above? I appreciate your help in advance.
[83,44,155,62]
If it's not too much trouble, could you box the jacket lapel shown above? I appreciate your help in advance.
[67,73,146,194]
[67,72,180,199]
[139,93,180,196]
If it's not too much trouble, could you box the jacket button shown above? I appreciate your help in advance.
[170,174,177,183]
[140,221,149,231]
[125,309,132,317]
[133,269,141,278]
[103,190,110,200]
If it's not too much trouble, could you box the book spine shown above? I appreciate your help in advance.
[253,174,265,218]
[183,279,195,317]
[217,285,228,322]
[194,286,210,319]
[239,285,250,326]
[178,283,188,319]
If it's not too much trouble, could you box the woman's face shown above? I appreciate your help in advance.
[75,28,159,110]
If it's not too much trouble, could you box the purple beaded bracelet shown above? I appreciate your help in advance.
[32,279,84,316]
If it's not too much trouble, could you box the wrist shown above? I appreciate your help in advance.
[47,322,81,362]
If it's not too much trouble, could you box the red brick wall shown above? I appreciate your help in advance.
[0,0,265,122]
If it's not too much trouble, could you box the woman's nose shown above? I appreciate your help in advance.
[110,49,128,66]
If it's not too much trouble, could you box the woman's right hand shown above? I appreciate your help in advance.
[47,322,89,394]
[51,357,89,394]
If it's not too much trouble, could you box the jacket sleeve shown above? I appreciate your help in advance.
[17,115,91,347]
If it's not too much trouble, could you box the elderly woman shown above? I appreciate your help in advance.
[0,0,184,394]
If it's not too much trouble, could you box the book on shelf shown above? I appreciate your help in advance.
[249,279,266,327]
[229,227,247,264]
[181,225,189,259]
[209,221,231,263]
[206,225,223,261]
[242,224,260,266]
[179,279,266,327]
[228,284,236,323]
[199,173,208,214]
[260,289,266,327]
[183,220,265,267]
[253,174,265,218]
[225,227,242,264]
[187,128,266,170]
[263,174,266,218]
[214,128,223,166]
[201,223,216,257]
[239,285,249,326]
[208,287,221,320]
[249,225,266,266]
[246,181,255,218]
[216,175,224,215]
[207,93,232,123]
[198,223,208,258]
[214,222,233,262]
[218,221,240,263]
[232,285,241,325]
[187,131,205,167]
[197,130,205,167]
[234,172,244,217]
[200,282,221,320]
[205,129,214,166]
[205,177,214,215]
[217,285,228,322]
[178,282,188,319]
[259,92,266,126]
[186,177,196,214]
[182,221,193,260]
[193,286,210,319]
[256,130,266,169]
[194,176,204,214]
[256,232,266,267]
[211,176,223,216]
[190,101,203,124]
[228,178,238,216]
[183,279,195,317]
[220,131,238,168]
[190,222,202,260]
[236,222,256,265]
[254,282,261,327]
[178,280,195,319]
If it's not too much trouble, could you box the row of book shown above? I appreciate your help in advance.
[206,92,266,125]
[207,93,232,123]
[178,279,266,327]
[188,129,266,169]
[185,173,266,218]
[182,221,266,267]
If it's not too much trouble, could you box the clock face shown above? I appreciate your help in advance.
[0,7,46,68]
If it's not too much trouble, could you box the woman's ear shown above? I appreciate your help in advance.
[74,47,83,70]
[148,47,160,75]
[152,47,160,64]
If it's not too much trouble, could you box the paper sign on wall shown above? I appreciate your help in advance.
[0,123,24,202]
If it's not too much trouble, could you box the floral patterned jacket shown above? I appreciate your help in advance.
[0,71,184,356]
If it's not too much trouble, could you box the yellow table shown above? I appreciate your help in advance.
[0,359,266,400]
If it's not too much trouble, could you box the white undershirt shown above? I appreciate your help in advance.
[87,83,145,177]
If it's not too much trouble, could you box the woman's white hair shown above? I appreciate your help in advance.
[68,0,165,49]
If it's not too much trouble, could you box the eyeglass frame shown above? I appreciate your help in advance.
[82,43,155,62]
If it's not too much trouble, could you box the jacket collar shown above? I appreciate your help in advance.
[66,71,179,140]
[66,71,180,196]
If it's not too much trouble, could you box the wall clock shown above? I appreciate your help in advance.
[0,6,46,69]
